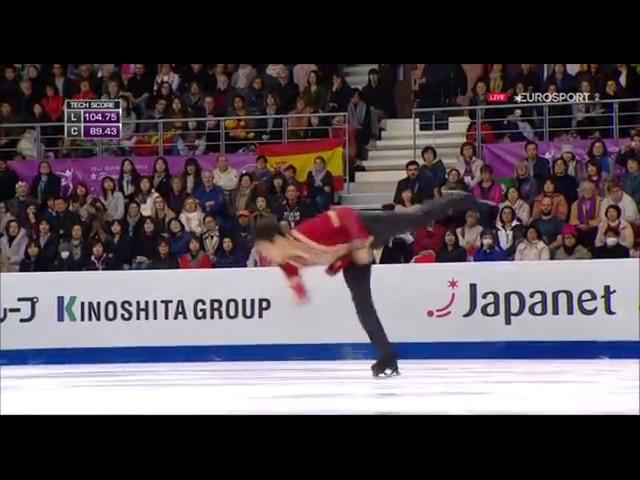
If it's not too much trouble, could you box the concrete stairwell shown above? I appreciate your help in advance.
[340,116,471,209]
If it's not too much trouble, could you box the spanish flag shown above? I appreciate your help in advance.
[257,138,345,191]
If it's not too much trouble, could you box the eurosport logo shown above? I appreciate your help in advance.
[487,92,600,104]
[426,278,617,325]
[514,92,599,104]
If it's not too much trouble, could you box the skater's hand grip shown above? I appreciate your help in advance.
[291,279,309,304]
[280,262,309,304]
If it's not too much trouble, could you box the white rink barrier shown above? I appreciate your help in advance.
[1,260,639,364]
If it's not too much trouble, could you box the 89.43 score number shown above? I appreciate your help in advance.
[83,125,121,139]
[90,126,118,136]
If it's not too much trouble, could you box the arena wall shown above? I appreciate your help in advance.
[1,260,639,365]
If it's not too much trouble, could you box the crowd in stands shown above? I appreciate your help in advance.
[387,134,640,263]
[0,64,396,167]
[0,64,403,174]
[1,63,639,271]
[412,64,640,140]
[0,154,338,272]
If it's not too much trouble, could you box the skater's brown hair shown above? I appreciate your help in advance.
[255,220,285,243]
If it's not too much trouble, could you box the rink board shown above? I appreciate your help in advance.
[1,260,639,365]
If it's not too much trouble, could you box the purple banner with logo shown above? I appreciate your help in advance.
[482,139,630,179]
[8,154,256,197]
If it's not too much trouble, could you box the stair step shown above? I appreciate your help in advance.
[356,170,406,183]
[374,138,467,150]
[363,159,458,171]
[347,182,396,194]
[368,148,461,161]
[340,192,393,206]
[384,116,470,132]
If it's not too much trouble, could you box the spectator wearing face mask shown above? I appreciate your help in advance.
[51,241,80,271]
[594,228,630,259]
[595,205,634,249]
[554,225,592,260]
[474,229,506,262]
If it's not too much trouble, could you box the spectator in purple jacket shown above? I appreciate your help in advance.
[472,165,503,206]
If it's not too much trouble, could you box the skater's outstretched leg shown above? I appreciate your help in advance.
[360,194,482,249]
[342,262,399,376]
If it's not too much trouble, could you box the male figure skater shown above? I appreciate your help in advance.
[255,195,479,377]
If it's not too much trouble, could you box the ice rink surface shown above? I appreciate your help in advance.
[1,359,638,414]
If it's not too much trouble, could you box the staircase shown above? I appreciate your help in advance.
[340,116,471,209]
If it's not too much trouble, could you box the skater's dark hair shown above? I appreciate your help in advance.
[254,220,285,242]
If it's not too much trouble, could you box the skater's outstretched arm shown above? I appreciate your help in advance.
[280,261,309,303]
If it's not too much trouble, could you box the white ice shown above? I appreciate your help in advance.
[1,360,638,415]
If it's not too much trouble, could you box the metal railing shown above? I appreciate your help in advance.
[0,111,352,190]
[411,97,640,162]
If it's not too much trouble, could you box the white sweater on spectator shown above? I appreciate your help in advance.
[498,199,531,226]
[456,224,483,250]
[0,228,29,272]
[600,193,639,224]
[456,157,484,190]
[139,192,160,218]
[179,211,205,235]
[214,167,239,192]
[102,192,125,221]
[515,240,550,261]
[594,219,635,249]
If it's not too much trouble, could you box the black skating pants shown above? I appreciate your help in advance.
[343,262,393,357]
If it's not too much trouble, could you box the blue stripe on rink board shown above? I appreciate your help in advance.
[1,341,639,365]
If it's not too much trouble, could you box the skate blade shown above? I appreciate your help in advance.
[372,368,400,378]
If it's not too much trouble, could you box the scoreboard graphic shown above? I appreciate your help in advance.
[65,100,122,140]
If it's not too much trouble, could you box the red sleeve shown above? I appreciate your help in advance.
[280,262,308,302]
[334,207,370,242]
[326,255,351,276]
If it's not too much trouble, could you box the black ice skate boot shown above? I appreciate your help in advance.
[371,353,400,377]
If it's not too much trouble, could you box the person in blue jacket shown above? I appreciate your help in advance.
[474,228,507,262]
[194,170,227,219]
[419,145,446,196]
[215,237,246,268]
